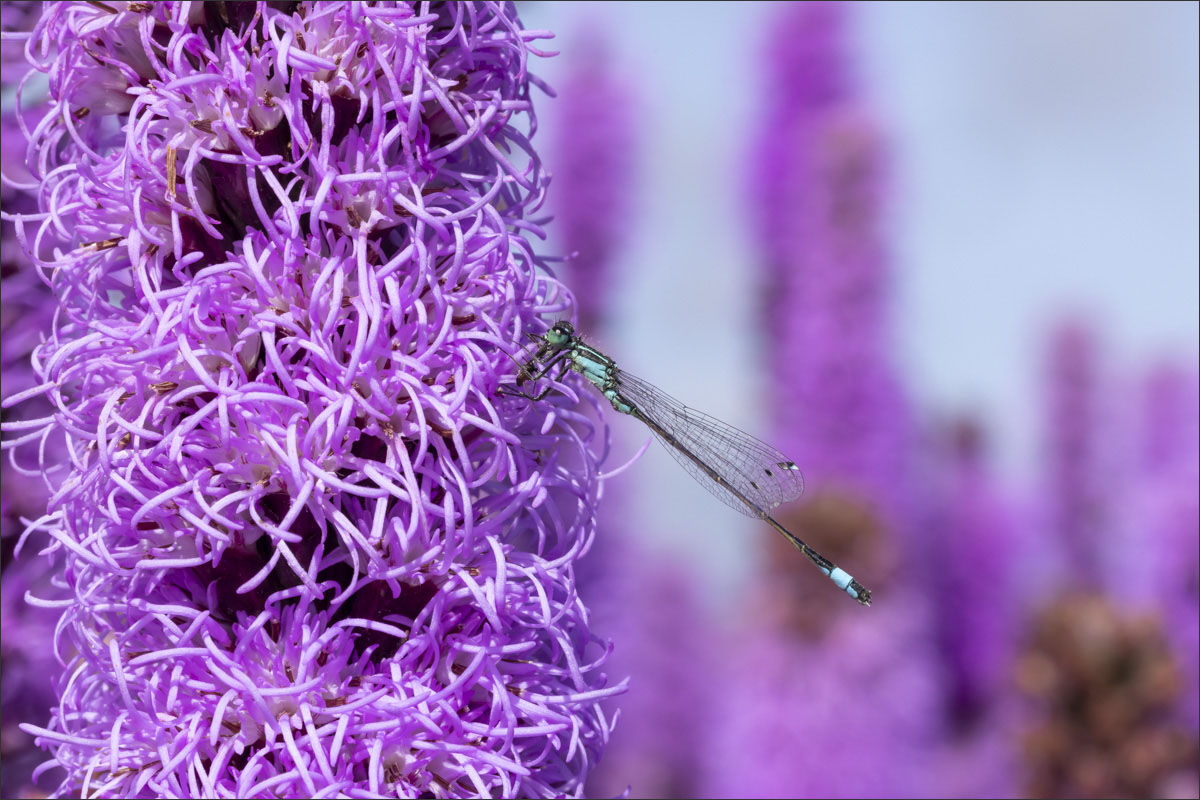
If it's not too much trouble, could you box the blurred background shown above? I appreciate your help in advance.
[2,1,1198,797]
[520,1,1199,798]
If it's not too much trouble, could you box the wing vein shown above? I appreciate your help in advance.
[613,369,804,517]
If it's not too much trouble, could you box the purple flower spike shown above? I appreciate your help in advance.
[3,2,623,796]
[752,0,848,278]
[1137,364,1200,478]
[921,419,1022,798]
[585,546,711,800]
[753,2,912,539]
[720,6,943,795]
[928,419,1018,730]
[1126,364,1199,732]
[3,4,68,795]
[550,25,634,333]
[1042,318,1108,589]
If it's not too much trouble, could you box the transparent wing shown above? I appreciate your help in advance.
[612,368,804,517]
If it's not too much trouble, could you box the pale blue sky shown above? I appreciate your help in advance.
[520,1,1199,588]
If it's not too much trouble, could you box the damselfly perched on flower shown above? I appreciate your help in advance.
[506,321,872,606]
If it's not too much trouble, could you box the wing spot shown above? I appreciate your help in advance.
[750,480,760,490]
[764,468,773,476]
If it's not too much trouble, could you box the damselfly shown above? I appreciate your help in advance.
[505,321,872,606]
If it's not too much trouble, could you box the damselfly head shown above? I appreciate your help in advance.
[545,321,574,343]
[534,321,575,359]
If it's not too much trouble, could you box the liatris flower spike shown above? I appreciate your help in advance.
[4,3,624,796]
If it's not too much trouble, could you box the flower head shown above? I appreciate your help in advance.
[4,2,621,795]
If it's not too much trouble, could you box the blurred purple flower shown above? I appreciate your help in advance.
[1136,363,1200,478]
[0,556,67,798]
[546,21,637,600]
[703,591,942,798]
[549,25,634,334]
[1,0,49,411]
[1,0,51,535]
[2,3,67,796]
[718,6,943,796]
[920,419,1022,798]
[1125,364,1199,732]
[749,1,912,617]
[751,0,848,280]
[1042,318,1109,588]
[753,2,911,539]
[2,2,625,796]
[926,419,1018,731]
[1,1,40,81]
[544,30,666,796]
[585,547,710,800]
